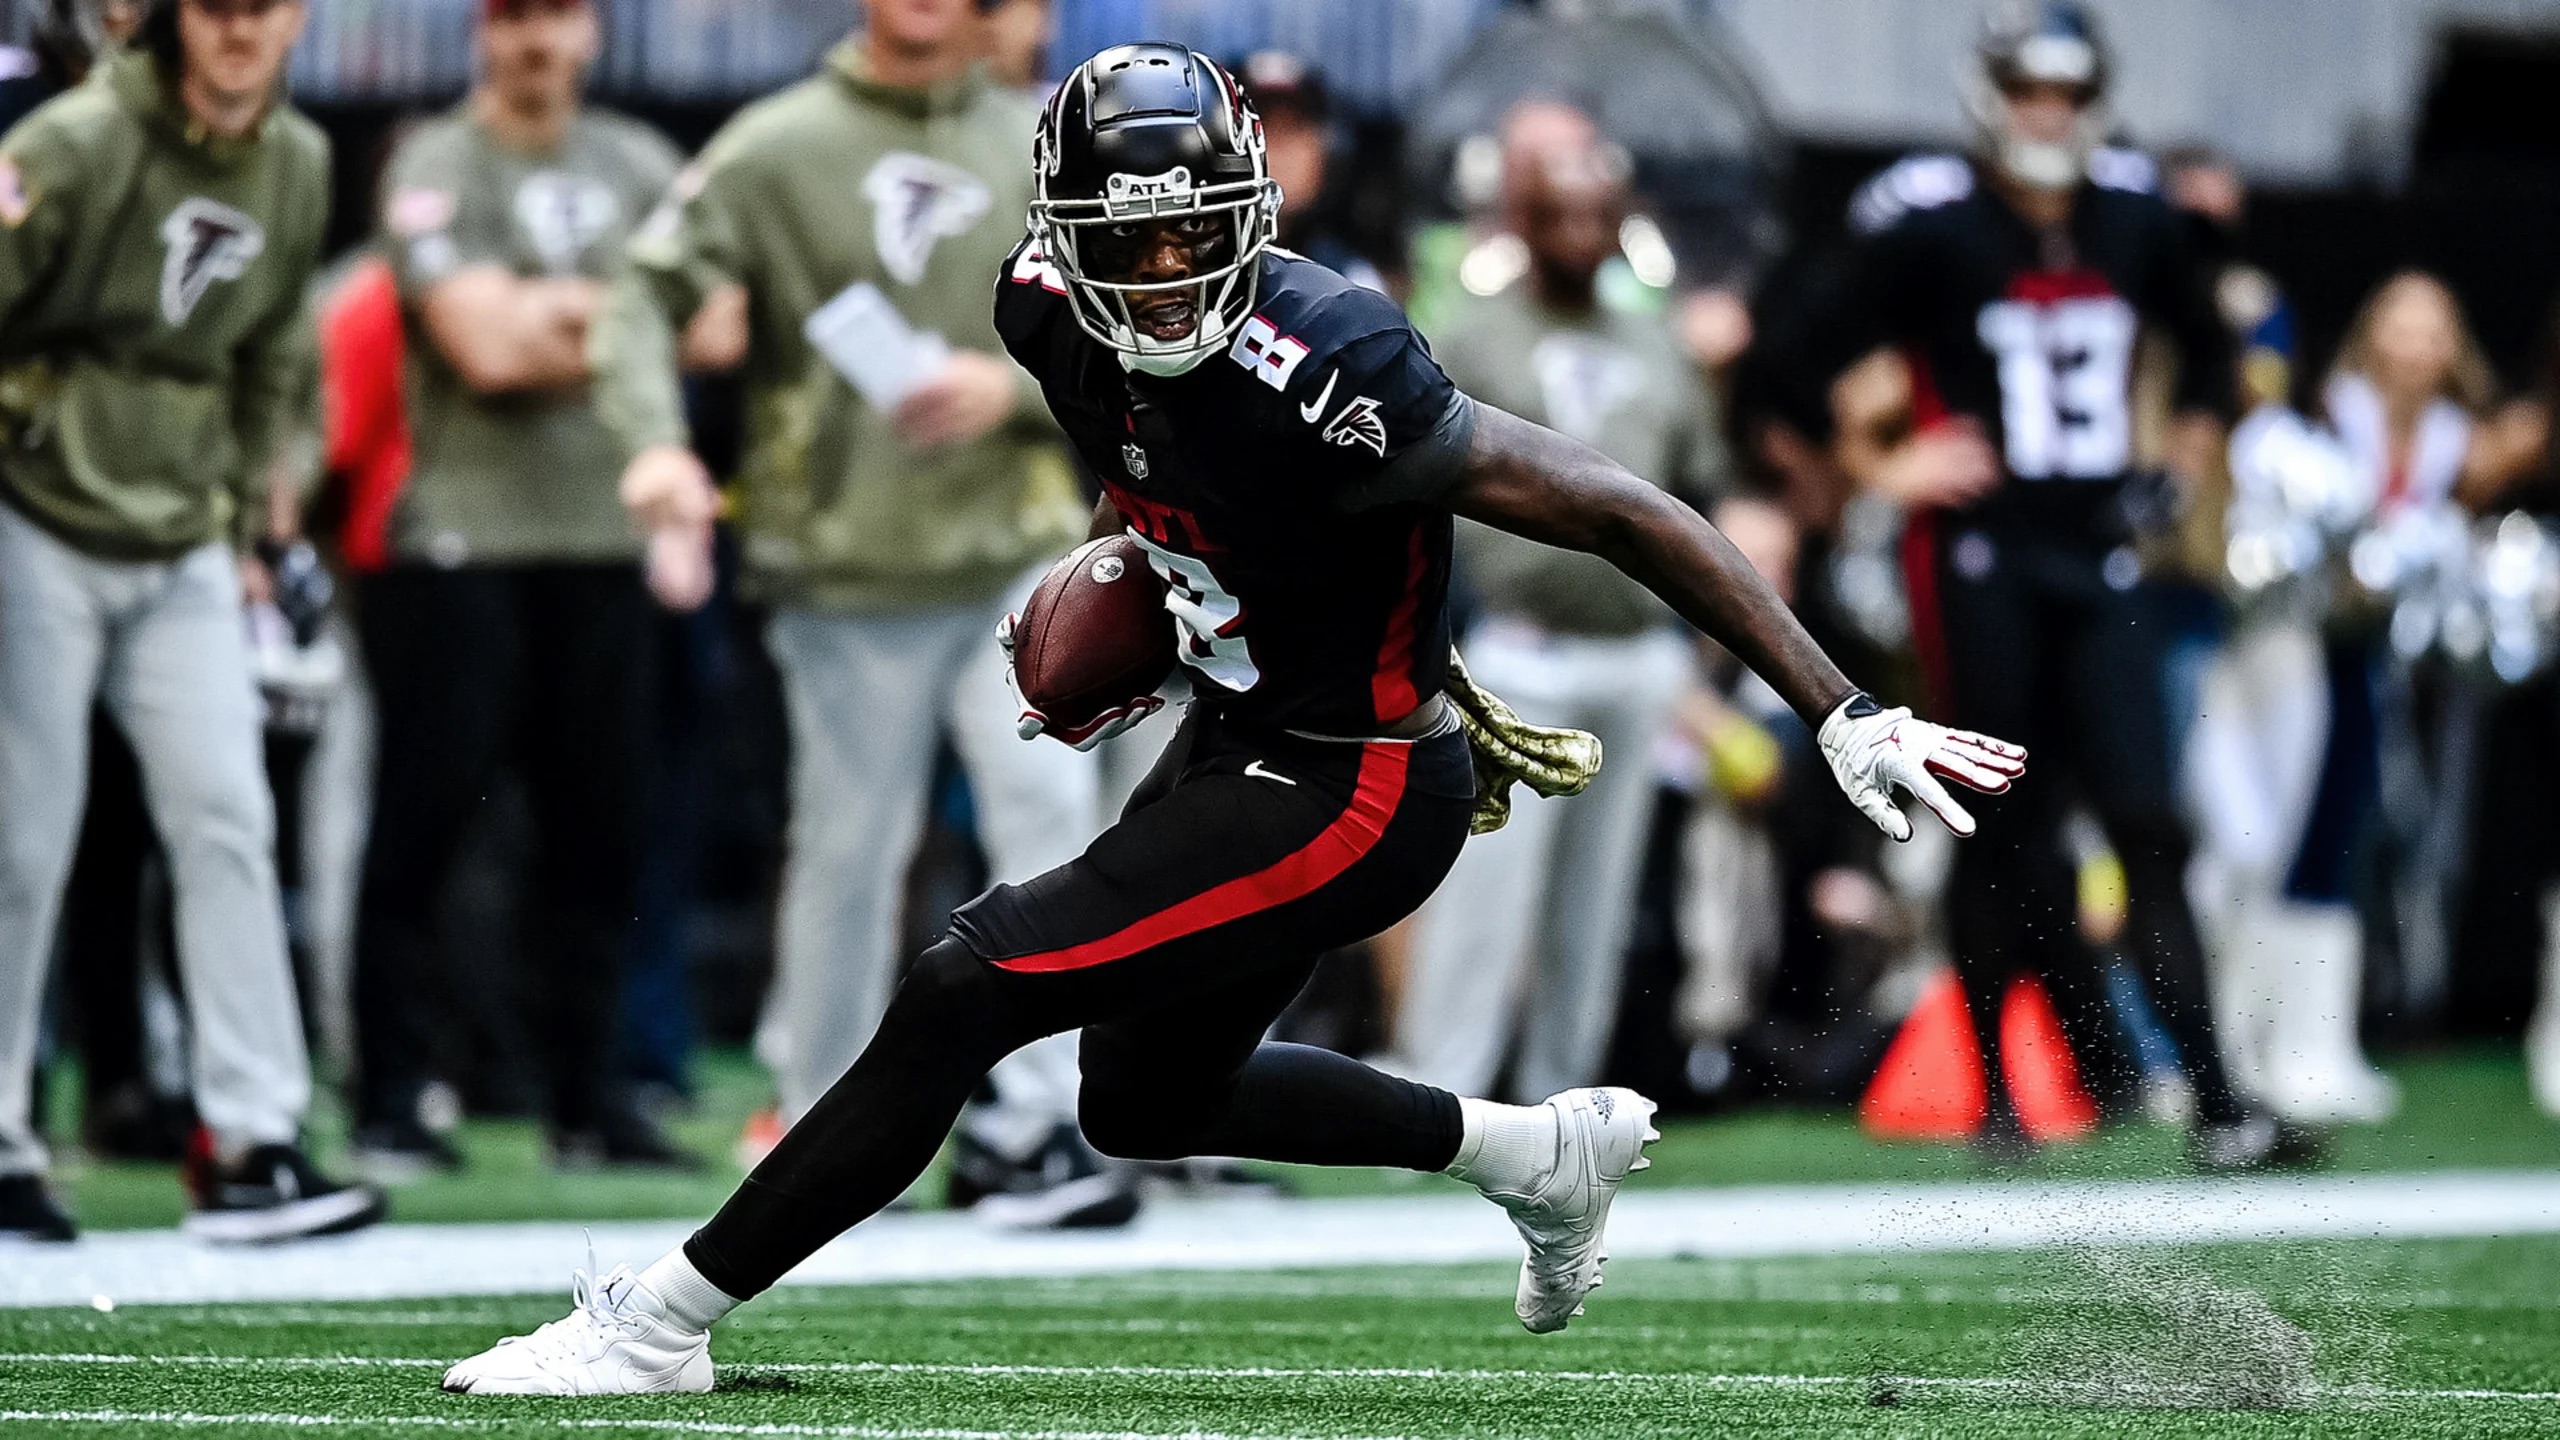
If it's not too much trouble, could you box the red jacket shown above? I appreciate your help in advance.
[320,255,411,573]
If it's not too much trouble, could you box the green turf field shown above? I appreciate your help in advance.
[16,1047,2559,1435]
[42,1045,2560,1228]
[2,1238,2557,1437]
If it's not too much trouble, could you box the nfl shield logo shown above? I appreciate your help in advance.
[1122,442,1150,479]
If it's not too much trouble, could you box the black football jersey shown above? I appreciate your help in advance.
[1813,151,2234,528]
[995,241,1468,736]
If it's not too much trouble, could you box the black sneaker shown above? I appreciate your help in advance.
[549,1108,702,1173]
[952,1123,1142,1231]
[2189,1113,2329,1173]
[82,1082,197,1163]
[944,1126,1012,1211]
[182,1138,388,1244]
[0,1173,78,1242]
[350,1116,466,1184]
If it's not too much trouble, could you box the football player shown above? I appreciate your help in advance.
[442,44,2022,1394]
[1806,1,2316,1168]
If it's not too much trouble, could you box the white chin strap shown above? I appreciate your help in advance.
[1963,74,2104,195]
[1115,312,1234,377]
[1123,349,1213,377]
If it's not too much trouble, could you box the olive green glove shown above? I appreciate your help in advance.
[1444,648,1605,836]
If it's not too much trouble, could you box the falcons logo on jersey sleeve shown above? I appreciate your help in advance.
[159,198,265,326]
[1319,395,1388,456]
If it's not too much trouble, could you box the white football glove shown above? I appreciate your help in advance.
[1817,692,2026,841]
[996,612,1164,752]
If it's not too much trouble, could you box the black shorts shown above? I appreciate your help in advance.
[948,704,1474,1018]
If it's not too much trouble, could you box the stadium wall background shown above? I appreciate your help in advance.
[298,23,2560,400]
[1,0,2554,386]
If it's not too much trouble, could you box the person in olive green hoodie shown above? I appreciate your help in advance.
[598,0,1136,1227]
[0,0,384,1245]
[344,0,703,1181]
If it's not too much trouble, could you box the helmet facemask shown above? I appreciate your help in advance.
[1036,168,1279,374]
[1964,3,2110,193]
[1032,46,1283,376]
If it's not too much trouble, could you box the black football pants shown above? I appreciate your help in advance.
[686,706,1474,1300]
[1912,519,2244,1127]
[351,565,654,1136]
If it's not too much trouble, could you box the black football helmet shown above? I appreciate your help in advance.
[1964,0,2112,192]
[1031,44,1280,373]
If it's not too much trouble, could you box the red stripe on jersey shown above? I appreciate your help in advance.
[2004,268,2120,305]
[1895,351,1955,712]
[1901,507,1954,718]
[1371,523,1428,723]
[989,742,1414,974]
[1901,346,1950,431]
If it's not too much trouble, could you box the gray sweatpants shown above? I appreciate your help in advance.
[0,501,309,1176]
[758,566,1101,1130]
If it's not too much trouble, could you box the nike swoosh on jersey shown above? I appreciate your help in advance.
[1299,370,1338,425]
[1244,760,1298,786]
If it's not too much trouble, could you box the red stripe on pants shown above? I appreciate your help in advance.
[990,741,1414,974]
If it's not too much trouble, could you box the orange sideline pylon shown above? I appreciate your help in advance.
[1859,968,2099,1142]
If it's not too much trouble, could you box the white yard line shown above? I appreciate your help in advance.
[0,1414,1428,1440]
[4,1171,2559,1310]
[5,1353,2560,1405]
[0,1353,1690,1382]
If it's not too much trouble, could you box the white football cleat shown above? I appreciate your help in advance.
[1481,1086,1658,1334]
[443,1264,713,1396]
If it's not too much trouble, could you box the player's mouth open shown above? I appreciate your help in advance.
[1131,295,1198,342]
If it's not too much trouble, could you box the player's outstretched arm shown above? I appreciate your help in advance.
[1446,403,1850,722]
[1442,402,2024,839]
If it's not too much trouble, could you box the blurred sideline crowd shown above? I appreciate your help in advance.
[9,0,2560,1243]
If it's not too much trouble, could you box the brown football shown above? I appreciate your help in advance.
[1013,534,1177,731]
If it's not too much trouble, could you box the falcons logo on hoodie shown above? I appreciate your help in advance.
[159,198,265,326]
[863,152,990,287]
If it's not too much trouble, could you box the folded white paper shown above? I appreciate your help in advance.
[803,280,952,411]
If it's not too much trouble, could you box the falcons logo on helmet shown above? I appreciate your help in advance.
[159,198,265,326]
